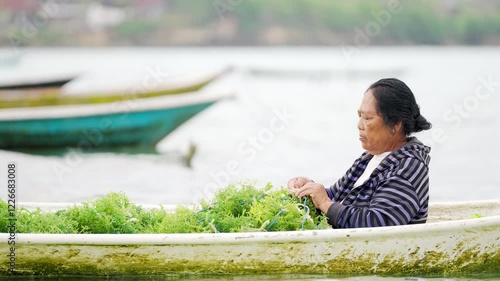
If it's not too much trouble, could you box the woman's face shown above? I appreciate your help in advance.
[357,90,398,155]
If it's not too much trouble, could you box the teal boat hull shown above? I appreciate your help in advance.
[0,101,215,149]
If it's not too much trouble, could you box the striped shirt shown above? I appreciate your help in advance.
[325,137,431,228]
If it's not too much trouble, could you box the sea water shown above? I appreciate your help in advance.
[0,46,497,205]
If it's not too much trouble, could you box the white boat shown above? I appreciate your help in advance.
[1,200,499,276]
[0,67,229,109]
[0,74,77,90]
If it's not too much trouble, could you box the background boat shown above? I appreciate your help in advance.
[1,200,499,276]
[0,52,22,68]
[0,74,77,90]
[0,68,229,109]
[0,87,233,149]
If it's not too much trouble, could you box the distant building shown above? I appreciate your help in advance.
[2,0,39,25]
[86,1,127,31]
[2,0,39,12]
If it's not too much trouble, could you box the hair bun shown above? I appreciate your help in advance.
[414,114,432,132]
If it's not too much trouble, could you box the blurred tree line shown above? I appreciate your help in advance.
[1,0,499,46]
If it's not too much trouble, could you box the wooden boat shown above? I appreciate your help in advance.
[0,75,76,90]
[0,69,226,109]
[0,87,233,149]
[1,200,498,276]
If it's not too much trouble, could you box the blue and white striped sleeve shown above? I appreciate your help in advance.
[326,158,428,228]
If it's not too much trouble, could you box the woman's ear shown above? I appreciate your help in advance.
[394,121,403,135]
[389,121,403,136]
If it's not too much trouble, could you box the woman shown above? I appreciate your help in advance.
[288,78,432,228]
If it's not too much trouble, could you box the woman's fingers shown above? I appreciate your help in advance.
[295,178,304,189]
[287,178,298,190]
[287,177,310,191]
[295,181,315,198]
[295,182,332,212]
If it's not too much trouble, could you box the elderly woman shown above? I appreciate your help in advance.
[288,78,432,228]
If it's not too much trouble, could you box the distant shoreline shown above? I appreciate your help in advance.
[1,0,499,47]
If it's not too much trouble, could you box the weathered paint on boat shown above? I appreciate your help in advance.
[1,201,499,276]
[0,69,226,109]
[0,89,232,149]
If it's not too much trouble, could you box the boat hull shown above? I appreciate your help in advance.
[0,89,231,149]
[0,77,75,90]
[0,102,213,149]
[2,216,499,276]
[0,70,224,109]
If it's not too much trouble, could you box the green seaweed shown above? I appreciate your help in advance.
[190,182,328,232]
[16,207,79,234]
[64,192,161,234]
[0,199,10,232]
[0,182,328,234]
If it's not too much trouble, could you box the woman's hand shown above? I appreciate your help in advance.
[287,177,313,191]
[295,182,333,214]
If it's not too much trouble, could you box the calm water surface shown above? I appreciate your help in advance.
[0,47,498,205]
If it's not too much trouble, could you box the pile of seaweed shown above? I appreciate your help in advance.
[0,183,329,234]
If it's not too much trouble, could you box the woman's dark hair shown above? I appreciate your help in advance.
[367,78,432,136]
